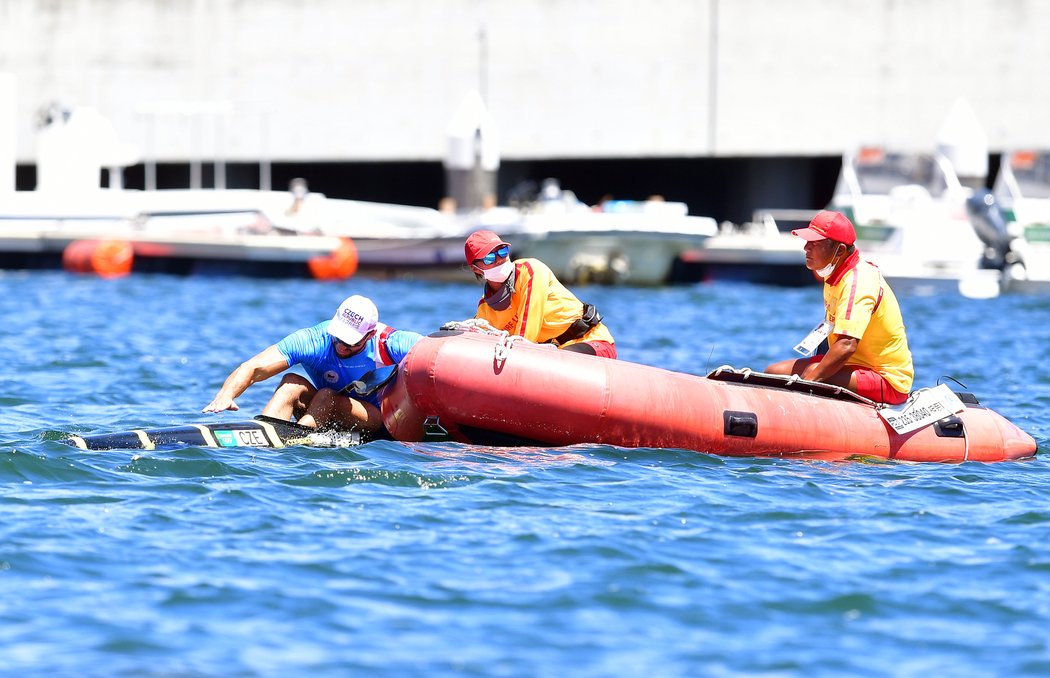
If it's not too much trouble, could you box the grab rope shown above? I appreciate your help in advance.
[873,385,934,411]
[440,318,504,335]
[494,334,524,366]
[439,318,526,367]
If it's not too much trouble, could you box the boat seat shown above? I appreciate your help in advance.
[705,365,877,406]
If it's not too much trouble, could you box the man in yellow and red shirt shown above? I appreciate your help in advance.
[464,230,617,359]
[765,211,913,404]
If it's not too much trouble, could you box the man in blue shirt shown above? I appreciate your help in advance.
[203,295,422,432]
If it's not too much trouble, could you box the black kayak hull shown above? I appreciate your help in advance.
[65,416,364,451]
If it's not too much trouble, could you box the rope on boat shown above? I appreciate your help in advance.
[494,334,524,367]
[439,318,526,367]
[440,318,503,334]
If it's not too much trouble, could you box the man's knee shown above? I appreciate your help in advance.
[765,359,790,374]
[266,375,316,418]
[276,373,312,389]
[310,387,341,406]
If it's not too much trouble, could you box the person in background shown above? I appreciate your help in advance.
[463,230,617,359]
[203,295,422,431]
[765,210,913,404]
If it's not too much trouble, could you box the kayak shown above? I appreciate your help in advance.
[65,415,364,451]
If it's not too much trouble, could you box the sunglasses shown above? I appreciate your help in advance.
[333,334,371,351]
[474,245,510,267]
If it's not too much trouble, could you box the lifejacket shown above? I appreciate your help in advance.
[373,323,397,367]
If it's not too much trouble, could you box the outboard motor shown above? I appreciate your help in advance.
[965,189,1013,270]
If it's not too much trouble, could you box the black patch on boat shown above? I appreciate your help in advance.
[723,411,759,438]
[933,416,966,438]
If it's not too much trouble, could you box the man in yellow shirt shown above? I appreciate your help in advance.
[765,211,913,404]
[464,230,617,359]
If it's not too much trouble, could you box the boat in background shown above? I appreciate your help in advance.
[0,105,368,279]
[973,150,1050,294]
[827,145,1002,297]
[467,179,717,286]
[677,146,1003,295]
[279,189,470,279]
[441,93,717,286]
[670,209,813,287]
[4,96,713,286]
[677,102,1012,296]
[0,186,367,279]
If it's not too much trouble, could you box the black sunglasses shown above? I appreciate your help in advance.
[333,333,371,350]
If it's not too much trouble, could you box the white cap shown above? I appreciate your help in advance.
[327,295,378,344]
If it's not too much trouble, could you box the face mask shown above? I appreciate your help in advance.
[485,282,513,310]
[815,261,837,279]
[815,245,844,279]
[481,260,514,284]
[483,266,516,310]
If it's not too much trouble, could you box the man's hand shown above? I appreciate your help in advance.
[202,397,239,413]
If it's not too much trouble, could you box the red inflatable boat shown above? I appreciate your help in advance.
[381,330,1036,463]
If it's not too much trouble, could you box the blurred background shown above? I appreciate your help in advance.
[4,0,1048,224]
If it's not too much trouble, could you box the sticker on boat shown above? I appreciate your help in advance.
[215,429,271,447]
[877,384,967,435]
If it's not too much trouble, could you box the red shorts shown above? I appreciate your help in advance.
[563,340,618,359]
[805,356,908,404]
[588,340,617,360]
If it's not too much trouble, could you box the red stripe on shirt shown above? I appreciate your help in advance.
[516,261,534,336]
[844,270,859,320]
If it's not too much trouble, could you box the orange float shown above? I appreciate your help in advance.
[308,237,358,280]
[382,331,1037,463]
[62,239,134,278]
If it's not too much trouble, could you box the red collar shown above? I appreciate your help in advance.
[824,250,860,286]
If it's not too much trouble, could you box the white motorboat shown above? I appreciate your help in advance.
[467,180,717,286]
[671,209,813,287]
[982,150,1050,294]
[680,102,1007,296]
[674,149,1002,294]
[0,104,467,279]
[827,146,1002,298]
[0,186,366,278]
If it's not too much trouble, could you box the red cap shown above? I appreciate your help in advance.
[791,210,856,245]
[464,230,510,264]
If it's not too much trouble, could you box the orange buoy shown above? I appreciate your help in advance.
[308,237,358,280]
[62,239,134,278]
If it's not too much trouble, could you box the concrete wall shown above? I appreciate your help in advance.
[2,0,1049,164]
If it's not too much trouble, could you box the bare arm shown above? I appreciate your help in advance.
[202,344,291,412]
[802,336,858,383]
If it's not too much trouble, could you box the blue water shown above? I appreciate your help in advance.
[2,271,1049,677]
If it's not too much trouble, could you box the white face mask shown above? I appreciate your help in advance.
[813,244,844,279]
[481,260,515,283]
[815,261,837,279]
